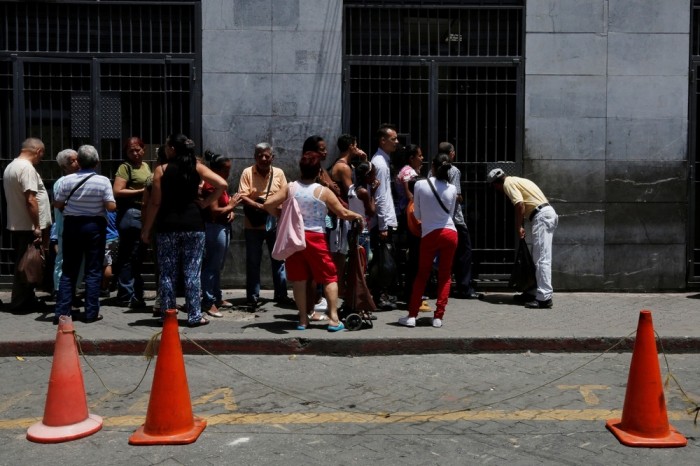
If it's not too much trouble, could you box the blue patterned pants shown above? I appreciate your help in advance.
[157,231,205,324]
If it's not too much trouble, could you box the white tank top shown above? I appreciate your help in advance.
[293,181,326,233]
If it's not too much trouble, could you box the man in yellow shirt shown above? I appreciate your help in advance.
[488,168,558,308]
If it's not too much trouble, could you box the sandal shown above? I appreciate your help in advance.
[187,317,210,328]
[327,322,345,332]
[296,322,307,330]
[308,311,329,321]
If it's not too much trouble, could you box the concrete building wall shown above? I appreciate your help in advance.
[201,0,344,288]
[200,0,692,291]
[525,0,690,290]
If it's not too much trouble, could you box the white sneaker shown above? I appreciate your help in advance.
[398,316,416,327]
[314,297,328,312]
[432,318,443,328]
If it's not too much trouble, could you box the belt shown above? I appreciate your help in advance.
[529,203,551,221]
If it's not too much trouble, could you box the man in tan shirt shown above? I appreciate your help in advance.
[488,168,558,309]
[238,142,291,308]
[3,138,52,311]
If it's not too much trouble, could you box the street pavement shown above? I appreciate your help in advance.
[0,289,699,356]
[1,353,699,465]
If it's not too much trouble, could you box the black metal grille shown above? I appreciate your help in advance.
[345,3,522,57]
[0,1,200,284]
[690,2,700,284]
[344,1,523,284]
[0,0,196,55]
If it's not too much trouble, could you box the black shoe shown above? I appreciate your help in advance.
[524,299,553,309]
[275,296,295,307]
[83,314,104,323]
[247,300,259,311]
[129,298,147,309]
[452,290,484,300]
[513,292,536,303]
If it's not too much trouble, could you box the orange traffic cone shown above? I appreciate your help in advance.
[129,309,206,445]
[606,310,687,447]
[27,315,103,443]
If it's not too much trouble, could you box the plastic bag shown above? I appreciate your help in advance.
[509,238,536,292]
[17,243,44,285]
[368,241,397,290]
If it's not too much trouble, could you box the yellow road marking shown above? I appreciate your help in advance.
[0,409,693,430]
[557,385,610,406]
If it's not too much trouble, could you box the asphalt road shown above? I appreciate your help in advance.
[1,353,699,465]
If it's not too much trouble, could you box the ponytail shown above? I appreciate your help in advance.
[432,152,451,181]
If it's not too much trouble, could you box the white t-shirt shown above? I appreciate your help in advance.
[413,177,457,237]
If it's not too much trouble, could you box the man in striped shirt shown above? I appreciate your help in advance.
[53,145,116,324]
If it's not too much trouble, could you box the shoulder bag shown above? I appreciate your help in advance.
[271,182,306,260]
[244,167,274,227]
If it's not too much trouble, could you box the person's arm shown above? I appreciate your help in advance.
[25,190,41,240]
[401,178,413,203]
[237,169,266,211]
[113,175,144,199]
[263,184,288,217]
[195,162,228,210]
[514,201,526,239]
[105,201,117,212]
[140,166,163,244]
[336,164,353,200]
[356,186,376,218]
[322,187,364,224]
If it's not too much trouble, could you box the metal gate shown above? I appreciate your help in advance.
[690,2,700,284]
[0,0,201,283]
[343,1,524,283]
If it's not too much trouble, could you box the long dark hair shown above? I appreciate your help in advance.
[432,152,451,182]
[302,135,324,154]
[204,149,229,171]
[166,133,197,183]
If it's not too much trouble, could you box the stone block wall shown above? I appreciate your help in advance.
[525,0,690,290]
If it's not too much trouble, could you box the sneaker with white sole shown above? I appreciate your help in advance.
[314,297,328,312]
[432,318,443,328]
[398,316,416,327]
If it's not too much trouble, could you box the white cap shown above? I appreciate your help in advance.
[487,168,505,183]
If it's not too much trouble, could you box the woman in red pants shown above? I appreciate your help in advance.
[398,152,458,329]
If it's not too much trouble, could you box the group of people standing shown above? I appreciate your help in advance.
[2,128,558,330]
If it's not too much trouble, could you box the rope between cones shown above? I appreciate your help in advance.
[71,329,159,396]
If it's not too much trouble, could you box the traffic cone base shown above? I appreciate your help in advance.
[27,414,103,444]
[606,310,687,448]
[129,417,206,445]
[606,419,687,448]
[27,315,103,443]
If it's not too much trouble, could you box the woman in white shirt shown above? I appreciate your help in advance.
[398,153,458,329]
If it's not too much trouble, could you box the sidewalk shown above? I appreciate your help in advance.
[1,290,699,356]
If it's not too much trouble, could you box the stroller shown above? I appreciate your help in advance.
[338,221,376,330]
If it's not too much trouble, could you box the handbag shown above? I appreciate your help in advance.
[17,243,45,285]
[271,182,306,260]
[509,238,537,292]
[244,168,274,227]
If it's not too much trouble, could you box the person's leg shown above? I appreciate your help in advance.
[267,228,288,301]
[291,281,308,328]
[156,233,178,315]
[201,222,225,309]
[55,220,80,319]
[182,231,206,324]
[244,229,264,304]
[116,226,138,302]
[434,229,458,320]
[10,230,37,309]
[323,281,340,325]
[82,218,106,320]
[532,209,559,302]
[452,223,473,294]
[215,225,231,305]
[408,231,440,318]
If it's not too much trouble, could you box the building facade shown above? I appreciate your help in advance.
[1,0,698,291]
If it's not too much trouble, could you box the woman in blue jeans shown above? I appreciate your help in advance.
[201,150,241,317]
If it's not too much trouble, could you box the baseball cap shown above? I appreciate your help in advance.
[487,168,505,183]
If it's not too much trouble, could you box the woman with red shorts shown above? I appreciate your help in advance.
[265,151,364,331]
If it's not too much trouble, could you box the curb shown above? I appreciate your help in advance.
[3,336,699,357]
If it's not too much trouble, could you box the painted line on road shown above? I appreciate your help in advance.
[0,409,693,429]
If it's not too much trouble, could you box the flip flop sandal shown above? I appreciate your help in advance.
[308,311,329,321]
